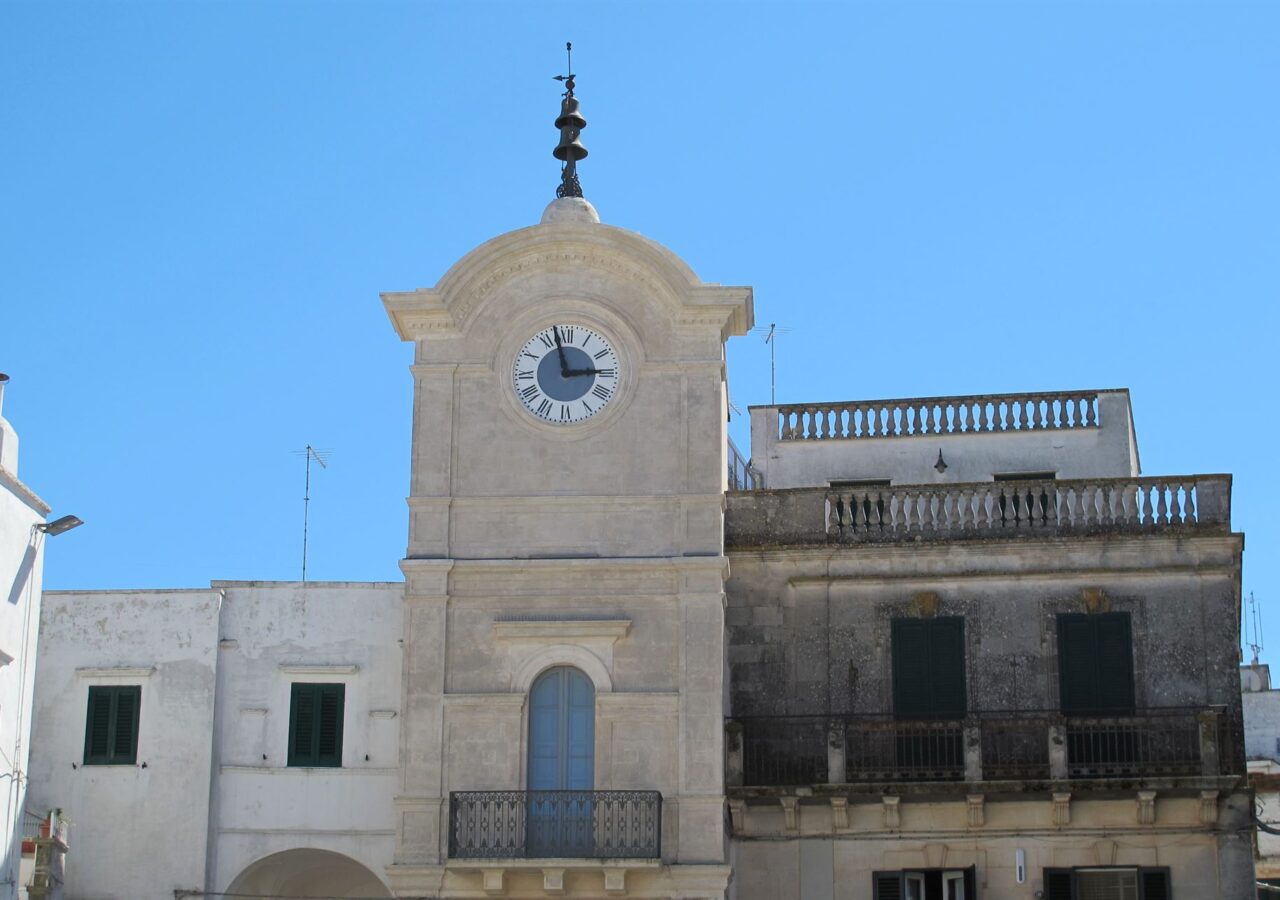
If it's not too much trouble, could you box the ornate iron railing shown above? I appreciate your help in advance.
[448,790,661,860]
[740,716,828,786]
[846,718,966,782]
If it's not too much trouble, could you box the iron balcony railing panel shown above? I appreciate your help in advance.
[448,790,661,860]
[980,716,1052,780]
[1065,712,1202,778]
[846,718,966,782]
[740,716,828,786]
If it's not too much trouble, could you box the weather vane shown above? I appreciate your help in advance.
[552,41,587,199]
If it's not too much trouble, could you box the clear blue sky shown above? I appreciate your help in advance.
[3,3,1277,654]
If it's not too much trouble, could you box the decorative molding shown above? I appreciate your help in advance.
[277,664,359,675]
[0,468,51,515]
[595,692,679,715]
[1082,586,1111,613]
[1053,792,1072,828]
[830,797,849,831]
[481,868,504,896]
[369,709,398,719]
[1136,790,1157,825]
[542,867,566,896]
[882,795,901,830]
[603,868,627,896]
[443,693,527,711]
[727,799,747,835]
[911,591,941,618]
[1200,790,1219,825]
[492,618,631,642]
[511,644,614,693]
[1092,839,1118,866]
[779,796,798,833]
[966,794,985,828]
[75,666,155,678]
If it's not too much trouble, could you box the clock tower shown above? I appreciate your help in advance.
[381,66,753,899]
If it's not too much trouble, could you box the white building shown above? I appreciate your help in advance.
[0,374,77,899]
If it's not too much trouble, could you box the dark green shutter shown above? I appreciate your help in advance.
[316,684,344,766]
[84,685,140,765]
[892,620,931,717]
[930,618,967,716]
[1043,869,1074,900]
[962,865,977,900]
[892,617,966,718]
[85,690,112,762]
[1140,867,1170,900]
[871,871,903,900]
[1058,613,1134,714]
[1095,614,1135,712]
[288,683,344,767]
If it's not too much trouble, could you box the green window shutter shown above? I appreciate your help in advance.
[930,618,967,717]
[871,871,903,900]
[1095,614,1135,713]
[84,685,141,765]
[316,684,344,766]
[1139,867,1171,900]
[289,683,344,767]
[1043,869,1074,900]
[1058,614,1098,712]
[85,688,112,763]
[893,617,967,718]
[112,686,140,764]
[892,620,931,717]
[1058,613,1134,714]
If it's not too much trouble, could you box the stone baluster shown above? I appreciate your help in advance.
[1183,481,1198,524]
[942,489,957,530]
[982,401,994,433]
[854,492,870,533]
[1167,482,1183,525]
[1140,483,1154,526]
[1014,399,1026,431]
[1156,482,1169,525]
[867,491,882,531]
[1029,487,1044,527]
[1086,394,1098,427]
[885,492,901,533]
[906,404,919,436]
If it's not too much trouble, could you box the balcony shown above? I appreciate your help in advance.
[725,474,1232,547]
[726,709,1239,788]
[448,790,662,860]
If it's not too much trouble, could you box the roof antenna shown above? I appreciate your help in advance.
[552,41,588,199]
[1248,591,1264,665]
[290,445,331,582]
[760,324,793,404]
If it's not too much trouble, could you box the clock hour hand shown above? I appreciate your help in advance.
[553,326,569,376]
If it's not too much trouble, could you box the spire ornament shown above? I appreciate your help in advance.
[552,42,588,199]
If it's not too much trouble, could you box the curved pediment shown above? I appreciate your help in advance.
[382,219,753,343]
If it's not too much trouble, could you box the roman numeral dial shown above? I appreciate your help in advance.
[512,324,622,425]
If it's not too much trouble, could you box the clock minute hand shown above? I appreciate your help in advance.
[564,367,602,377]
[552,326,569,376]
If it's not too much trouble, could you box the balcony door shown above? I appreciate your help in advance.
[527,667,595,856]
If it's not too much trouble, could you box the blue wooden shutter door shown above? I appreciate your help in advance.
[528,667,595,790]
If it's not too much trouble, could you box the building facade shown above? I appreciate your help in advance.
[23,138,1252,898]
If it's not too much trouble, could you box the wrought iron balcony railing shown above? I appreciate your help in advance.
[448,790,662,860]
[727,709,1239,787]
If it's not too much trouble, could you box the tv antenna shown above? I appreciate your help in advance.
[1247,591,1264,665]
[290,445,331,582]
[755,323,793,405]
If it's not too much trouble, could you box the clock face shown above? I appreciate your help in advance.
[513,324,621,424]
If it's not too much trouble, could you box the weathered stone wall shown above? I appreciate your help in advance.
[725,534,1244,724]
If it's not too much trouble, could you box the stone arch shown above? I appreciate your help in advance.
[225,848,392,899]
[512,643,613,694]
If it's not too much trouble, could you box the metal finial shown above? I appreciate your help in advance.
[552,41,587,199]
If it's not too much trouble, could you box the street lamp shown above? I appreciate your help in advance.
[36,515,83,536]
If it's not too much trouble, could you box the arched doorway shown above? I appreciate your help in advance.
[527,666,595,856]
[225,848,392,899]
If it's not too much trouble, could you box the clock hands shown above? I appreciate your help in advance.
[552,325,570,377]
[563,366,605,377]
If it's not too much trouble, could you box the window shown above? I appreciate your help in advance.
[287,683,344,767]
[527,667,595,858]
[892,617,967,718]
[873,867,975,900]
[1057,613,1135,714]
[84,685,140,765]
[1044,867,1170,900]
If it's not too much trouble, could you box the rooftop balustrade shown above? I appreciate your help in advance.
[724,474,1231,547]
[763,390,1101,443]
[726,709,1239,788]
